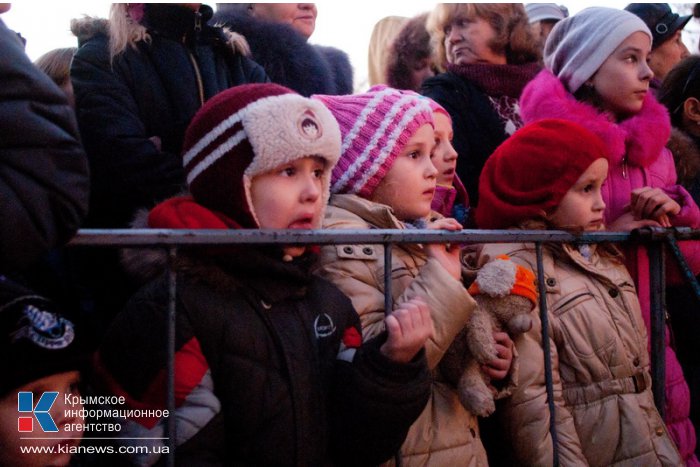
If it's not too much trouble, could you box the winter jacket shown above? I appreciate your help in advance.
[469,242,682,467]
[667,127,700,206]
[71,4,268,228]
[421,62,540,206]
[213,11,353,97]
[314,194,487,466]
[521,69,700,465]
[96,244,431,466]
[0,19,89,274]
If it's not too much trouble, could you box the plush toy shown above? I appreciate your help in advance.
[440,255,537,416]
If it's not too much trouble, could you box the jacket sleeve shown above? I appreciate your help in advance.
[0,20,89,272]
[330,331,431,466]
[315,244,474,369]
[70,37,185,226]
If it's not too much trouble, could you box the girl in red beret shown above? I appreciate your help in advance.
[473,118,682,466]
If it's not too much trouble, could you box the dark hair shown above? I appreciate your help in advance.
[386,13,434,91]
[659,55,700,127]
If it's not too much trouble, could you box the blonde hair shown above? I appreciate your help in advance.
[427,3,540,71]
[34,47,77,87]
[108,3,150,59]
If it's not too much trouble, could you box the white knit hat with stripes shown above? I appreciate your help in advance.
[181,83,341,227]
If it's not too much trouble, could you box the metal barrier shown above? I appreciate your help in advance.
[69,226,700,467]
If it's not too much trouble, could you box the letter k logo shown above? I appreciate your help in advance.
[18,392,58,432]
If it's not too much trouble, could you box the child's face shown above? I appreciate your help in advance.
[548,158,608,231]
[431,113,458,186]
[371,124,437,220]
[250,156,326,258]
[0,371,83,467]
[589,31,653,119]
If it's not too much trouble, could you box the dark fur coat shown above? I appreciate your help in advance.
[214,11,353,96]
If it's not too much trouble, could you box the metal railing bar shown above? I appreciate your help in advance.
[535,242,559,467]
[648,241,667,418]
[166,247,177,467]
[666,235,700,303]
[383,243,393,316]
[70,229,686,246]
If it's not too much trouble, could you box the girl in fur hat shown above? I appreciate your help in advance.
[519,8,700,463]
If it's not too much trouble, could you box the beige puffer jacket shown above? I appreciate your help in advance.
[470,242,682,467]
[314,194,487,466]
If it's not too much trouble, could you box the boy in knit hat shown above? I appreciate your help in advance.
[472,118,681,466]
[0,276,86,467]
[313,86,514,465]
[93,83,433,466]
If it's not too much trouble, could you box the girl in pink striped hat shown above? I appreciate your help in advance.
[313,86,514,465]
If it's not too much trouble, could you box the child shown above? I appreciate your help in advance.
[473,118,682,466]
[0,275,85,467]
[313,87,513,465]
[428,99,470,226]
[94,83,433,466]
[34,47,77,108]
[520,8,700,463]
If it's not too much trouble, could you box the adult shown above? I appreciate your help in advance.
[34,47,78,109]
[421,4,541,207]
[524,3,569,52]
[0,10,88,276]
[214,3,352,96]
[625,3,691,94]
[70,4,267,334]
[71,3,267,229]
[659,55,700,457]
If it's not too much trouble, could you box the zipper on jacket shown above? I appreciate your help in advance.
[187,51,205,107]
[622,156,628,179]
[184,10,205,107]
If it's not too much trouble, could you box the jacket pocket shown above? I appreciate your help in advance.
[550,289,616,360]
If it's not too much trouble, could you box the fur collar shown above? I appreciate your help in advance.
[667,127,700,189]
[520,70,671,168]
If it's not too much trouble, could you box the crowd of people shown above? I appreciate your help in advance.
[1,2,700,466]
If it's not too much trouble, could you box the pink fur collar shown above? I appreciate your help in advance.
[520,70,670,168]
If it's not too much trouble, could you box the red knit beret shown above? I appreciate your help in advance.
[475,119,609,229]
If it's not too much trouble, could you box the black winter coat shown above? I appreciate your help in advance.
[97,248,431,466]
[213,11,353,97]
[71,4,268,228]
[421,63,540,207]
[0,19,89,274]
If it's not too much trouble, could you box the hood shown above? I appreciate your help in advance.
[520,70,670,169]
[70,16,109,46]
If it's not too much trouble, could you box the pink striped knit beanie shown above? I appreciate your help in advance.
[312,85,434,198]
[182,83,341,228]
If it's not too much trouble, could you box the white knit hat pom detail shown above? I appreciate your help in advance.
[475,258,518,297]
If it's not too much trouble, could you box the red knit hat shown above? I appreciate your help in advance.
[181,83,340,228]
[476,119,608,229]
